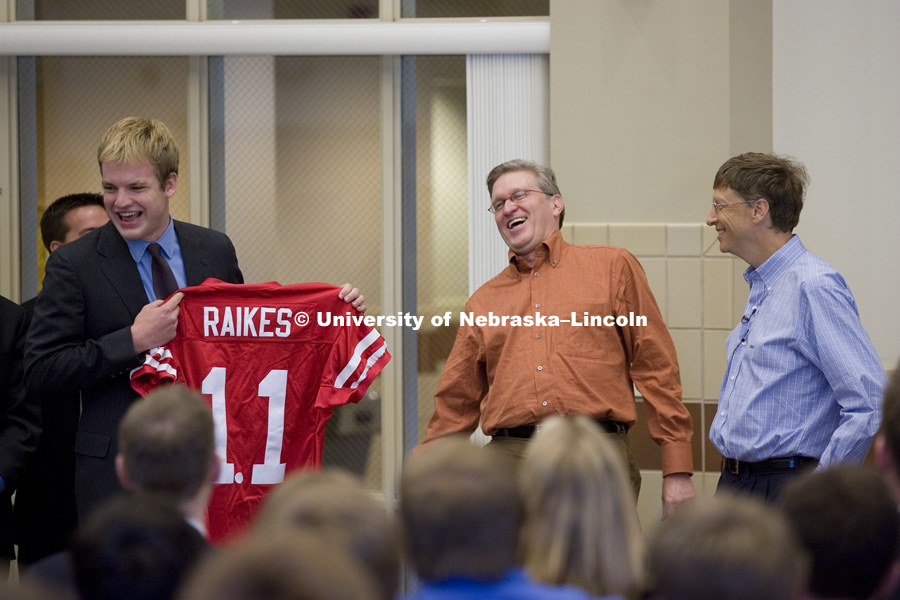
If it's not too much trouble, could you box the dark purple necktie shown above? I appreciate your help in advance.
[147,242,178,300]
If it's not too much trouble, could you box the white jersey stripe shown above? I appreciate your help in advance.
[350,341,388,390]
[335,329,381,388]
[130,346,177,380]
[155,362,178,378]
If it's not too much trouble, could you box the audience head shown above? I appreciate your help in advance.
[39,193,107,252]
[0,581,63,600]
[648,494,808,600]
[253,469,401,600]
[97,116,179,188]
[486,159,565,228]
[116,385,217,506]
[72,494,207,600]
[782,465,900,600]
[518,415,644,597]
[876,361,900,501]
[399,436,520,582]
[713,152,808,233]
[180,533,377,600]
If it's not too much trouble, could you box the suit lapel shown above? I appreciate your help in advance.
[96,222,149,318]
[175,221,210,286]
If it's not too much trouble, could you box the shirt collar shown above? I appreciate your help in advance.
[744,234,805,287]
[125,216,176,263]
[507,229,567,278]
[185,516,207,539]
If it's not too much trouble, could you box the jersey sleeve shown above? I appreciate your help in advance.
[316,325,390,409]
[129,346,181,397]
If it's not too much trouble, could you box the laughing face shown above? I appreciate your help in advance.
[706,187,755,260]
[491,170,563,266]
[101,161,175,243]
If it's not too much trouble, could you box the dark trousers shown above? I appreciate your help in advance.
[716,468,797,503]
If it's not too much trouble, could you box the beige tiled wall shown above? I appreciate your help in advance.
[564,222,749,475]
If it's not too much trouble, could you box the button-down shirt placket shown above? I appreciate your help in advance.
[529,254,551,409]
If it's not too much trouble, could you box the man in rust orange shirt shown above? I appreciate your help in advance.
[422,159,694,516]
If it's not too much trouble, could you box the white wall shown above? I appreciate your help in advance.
[773,0,900,368]
[551,0,736,225]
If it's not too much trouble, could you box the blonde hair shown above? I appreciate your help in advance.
[519,415,645,597]
[98,117,179,187]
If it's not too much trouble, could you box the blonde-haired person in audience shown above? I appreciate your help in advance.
[519,415,645,599]
[252,469,401,600]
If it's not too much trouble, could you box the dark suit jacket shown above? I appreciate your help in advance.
[0,295,41,561]
[24,220,242,521]
[13,296,80,565]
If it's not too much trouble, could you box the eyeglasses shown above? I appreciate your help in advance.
[711,199,755,213]
[488,189,551,214]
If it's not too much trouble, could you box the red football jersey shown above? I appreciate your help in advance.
[130,279,390,543]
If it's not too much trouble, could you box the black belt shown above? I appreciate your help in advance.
[493,419,627,439]
[722,456,817,476]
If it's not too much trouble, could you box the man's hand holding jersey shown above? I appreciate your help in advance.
[338,283,366,314]
[131,292,185,354]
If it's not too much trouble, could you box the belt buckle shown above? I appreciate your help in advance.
[728,459,740,475]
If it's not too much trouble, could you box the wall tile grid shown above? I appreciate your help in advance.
[564,223,748,473]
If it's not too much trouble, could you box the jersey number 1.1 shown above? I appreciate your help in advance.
[202,367,288,486]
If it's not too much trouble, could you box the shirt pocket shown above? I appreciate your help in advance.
[554,301,618,360]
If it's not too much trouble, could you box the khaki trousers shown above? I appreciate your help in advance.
[487,430,642,501]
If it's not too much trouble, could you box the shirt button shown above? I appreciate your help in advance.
[534,272,540,277]
[535,303,540,308]
[551,260,556,265]
[730,375,735,380]
[536,333,541,339]
[542,401,548,406]
[537,365,543,371]
[741,340,746,345]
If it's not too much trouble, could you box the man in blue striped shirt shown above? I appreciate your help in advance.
[707,152,885,502]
